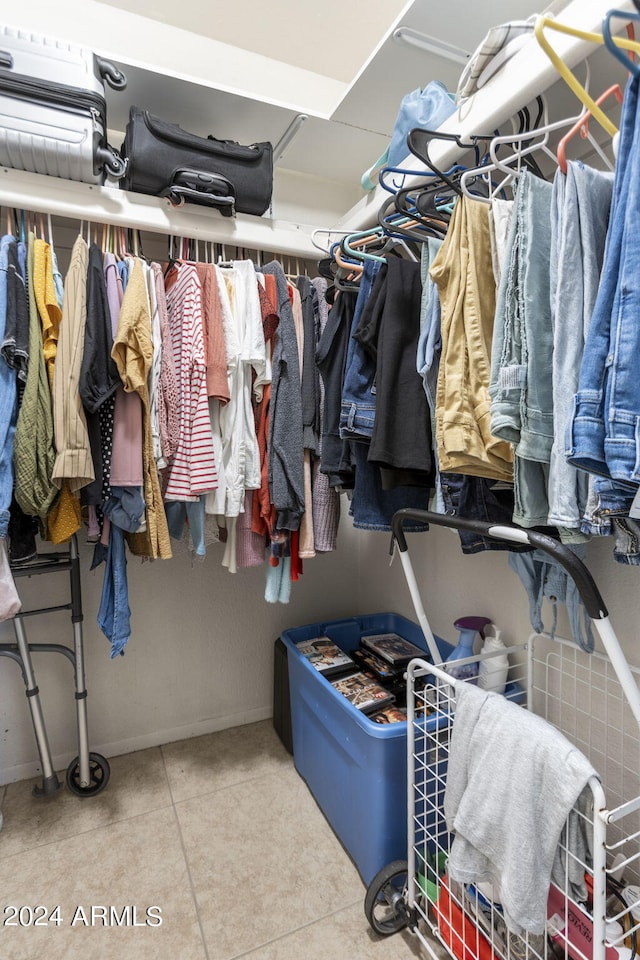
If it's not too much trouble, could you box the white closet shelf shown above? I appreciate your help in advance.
[336,0,636,233]
[0,167,320,258]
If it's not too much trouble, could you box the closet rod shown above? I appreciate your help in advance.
[0,166,320,259]
[337,0,636,234]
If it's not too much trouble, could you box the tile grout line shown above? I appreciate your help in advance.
[228,897,366,960]
[0,799,173,863]
[161,744,211,960]
[162,762,296,810]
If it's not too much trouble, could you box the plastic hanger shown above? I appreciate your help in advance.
[534,15,640,137]
[342,229,387,264]
[603,11,640,75]
[458,90,592,203]
[556,84,623,174]
[406,128,497,197]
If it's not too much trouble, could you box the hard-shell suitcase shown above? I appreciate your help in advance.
[121,107,273,217]
[0,26,127,184]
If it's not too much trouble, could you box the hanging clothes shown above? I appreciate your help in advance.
[51,235,95,493]
[430,196,513,482]
[263,260,304,531]
[164,261,217,502]
[13,231,58,525]
[310,276,339,553]
[79,243,121,509]
[111,258,171,560]
[0,235,18,543]
[152,261,179,471]
[548,161,613,540]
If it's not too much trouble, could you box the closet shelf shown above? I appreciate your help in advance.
[0,166,320,258]
[336,0,636,234]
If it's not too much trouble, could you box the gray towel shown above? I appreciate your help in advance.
[444,683,597,936]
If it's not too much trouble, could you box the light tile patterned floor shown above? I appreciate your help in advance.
[0,721,419,960]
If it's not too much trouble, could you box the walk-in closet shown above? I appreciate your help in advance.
[2,2,640,959]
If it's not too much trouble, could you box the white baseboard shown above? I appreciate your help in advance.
[0,706,273,786]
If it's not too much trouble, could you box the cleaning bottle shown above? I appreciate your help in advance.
[477,624,509,694]
[445,616,492,683]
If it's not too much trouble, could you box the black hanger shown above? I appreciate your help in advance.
[406,128,496,196]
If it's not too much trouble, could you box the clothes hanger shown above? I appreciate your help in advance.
[406,128,497,197]
[460,87,593,204]
[341,228,387,264]
[556,84,623,174]
[602,13,638,75]
[534,15,640,137]
[377,195,447,243]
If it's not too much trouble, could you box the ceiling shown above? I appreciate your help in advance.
[98,0,410,84]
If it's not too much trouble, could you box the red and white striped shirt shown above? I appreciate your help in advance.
[164,263,217,500]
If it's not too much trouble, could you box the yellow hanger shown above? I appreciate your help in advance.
[534,14,640,137]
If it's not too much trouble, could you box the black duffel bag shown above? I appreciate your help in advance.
[121,107,273,217]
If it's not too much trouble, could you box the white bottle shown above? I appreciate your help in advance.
[477,626,509,694]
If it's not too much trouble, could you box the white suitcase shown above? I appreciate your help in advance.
[0,25,127,184]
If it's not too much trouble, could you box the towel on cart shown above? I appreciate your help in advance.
[443,682,598,936]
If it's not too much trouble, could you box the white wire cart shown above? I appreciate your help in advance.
[365,509,640,960]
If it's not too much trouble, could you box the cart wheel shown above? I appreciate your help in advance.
[364,860,409,936]
[66,753,110,797]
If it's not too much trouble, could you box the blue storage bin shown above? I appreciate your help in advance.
[282,612,453,886]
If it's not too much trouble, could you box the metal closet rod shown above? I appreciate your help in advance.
[0,166,320,260]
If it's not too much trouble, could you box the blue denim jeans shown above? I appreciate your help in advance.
[97,523,131,658]
[547,161,613,536]
[0,236,17,539]
[339,259,382,441]
[569,74,640,496]
[418,238,445,514]
[349,441,429,531]
[508,544,594,653]
[103,486,145,533]
[440,473,532,555]
[490,170,554,527]
[165,497,206,557]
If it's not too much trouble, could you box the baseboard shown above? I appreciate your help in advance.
[0,705,273,786]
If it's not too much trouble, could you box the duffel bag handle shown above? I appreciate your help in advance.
[161,169,236,217]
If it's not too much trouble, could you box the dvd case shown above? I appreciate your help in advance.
[295,637,355,677]
[360,632,425,666]
[330,670,396,713]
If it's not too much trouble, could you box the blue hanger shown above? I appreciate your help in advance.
[603,10,640,77]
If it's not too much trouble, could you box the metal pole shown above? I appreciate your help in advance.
[12,617,61,797]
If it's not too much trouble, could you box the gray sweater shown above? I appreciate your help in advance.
[444,682,597,936]
[263,262,304,531]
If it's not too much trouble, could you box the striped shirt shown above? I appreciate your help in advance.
[164,263,217,500]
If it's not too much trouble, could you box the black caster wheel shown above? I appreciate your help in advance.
[66,753,110,797]
[364,859,410,936]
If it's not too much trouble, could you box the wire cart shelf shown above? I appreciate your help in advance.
[365,510,640,960]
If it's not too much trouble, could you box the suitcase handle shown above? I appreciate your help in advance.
[390,508,608,620]
[96,57,127,91]
[0,50,14,69]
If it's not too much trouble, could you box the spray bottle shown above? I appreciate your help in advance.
[444,616,492,683]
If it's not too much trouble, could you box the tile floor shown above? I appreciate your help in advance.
[0,720,424,960]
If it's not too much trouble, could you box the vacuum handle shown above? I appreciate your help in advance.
[391,508,608,620]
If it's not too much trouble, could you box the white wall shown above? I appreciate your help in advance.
[0,520,362,783]
[350,524,640,669]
